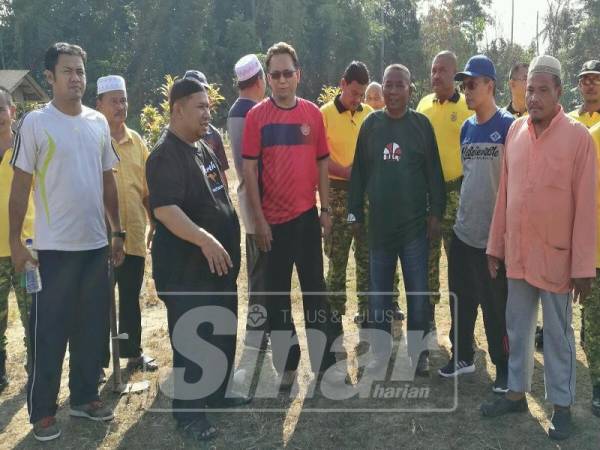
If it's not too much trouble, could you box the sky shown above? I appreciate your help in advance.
[484,0,551,48]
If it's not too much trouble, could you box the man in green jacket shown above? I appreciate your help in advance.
[348,64,446,376]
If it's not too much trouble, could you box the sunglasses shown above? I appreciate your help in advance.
[269,69,297,80]
[580,76,600,86]
[460,79,482,91]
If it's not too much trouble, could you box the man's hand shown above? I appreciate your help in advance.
[487,255,502,279]
[572,278,593,303]
[146,222,156,250]
[255,216,273,252]
[111,237,125,267]
[10,240,37,274]
[320,211,332,237]
[427,215,441,242]
[198,230,233,276]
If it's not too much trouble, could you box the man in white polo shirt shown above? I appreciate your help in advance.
[9,42,124,441]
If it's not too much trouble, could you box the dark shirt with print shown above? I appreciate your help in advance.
[146,130,240,290]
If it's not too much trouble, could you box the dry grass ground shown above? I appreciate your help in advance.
[1,146,599,449]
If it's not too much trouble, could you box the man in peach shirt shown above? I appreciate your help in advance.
[480,56,597,441]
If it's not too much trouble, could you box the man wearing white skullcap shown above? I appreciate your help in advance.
[96,75,158,375]
[226,54,267,351]
[482,55,598,441]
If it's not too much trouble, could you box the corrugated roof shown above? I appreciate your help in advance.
[0,70,49,101]
[0,70,30,91]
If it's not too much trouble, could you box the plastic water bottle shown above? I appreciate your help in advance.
[24,239,42,294]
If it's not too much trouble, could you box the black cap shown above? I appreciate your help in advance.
[183,70,209,88]
[578,60,600,78]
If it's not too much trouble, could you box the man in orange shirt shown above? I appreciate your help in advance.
[481,55,597,441]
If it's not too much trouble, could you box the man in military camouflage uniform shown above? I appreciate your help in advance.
[321,62,373,334]
[585,273,600,417]
[0,87,33,391]
[587,122,600,417]
[416,51,473,322]
[0,261,31,386]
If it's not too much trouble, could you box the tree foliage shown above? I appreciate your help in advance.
[1,0,576,127]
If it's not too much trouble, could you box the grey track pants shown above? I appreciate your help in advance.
[506,278,576,406]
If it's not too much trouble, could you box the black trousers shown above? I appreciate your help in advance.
[245,234,269,333]
[27,247,110,423]
[156,276,238,425]
[448,233,509,368]
[265,207,335,374]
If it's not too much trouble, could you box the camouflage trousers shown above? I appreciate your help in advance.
[325,184,369,316]
[0,256,31,354]
[584,269,600,386]
[428,184,460,305]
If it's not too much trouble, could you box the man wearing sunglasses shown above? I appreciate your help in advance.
[438,56,513,396]
[568,60,600,129]
[242,42,335,390]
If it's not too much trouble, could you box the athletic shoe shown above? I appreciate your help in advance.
[492,369,509,394]
[70,400,114,421]
[33,416,61,442]
[438,359,475,378]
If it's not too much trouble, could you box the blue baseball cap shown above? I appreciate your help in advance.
[455,55,496,81]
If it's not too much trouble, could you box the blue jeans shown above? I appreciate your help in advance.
[368,232,431,360]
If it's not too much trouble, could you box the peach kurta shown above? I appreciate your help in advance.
[487,108,597,294]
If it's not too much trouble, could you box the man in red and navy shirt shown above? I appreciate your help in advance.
[243,42,335,388]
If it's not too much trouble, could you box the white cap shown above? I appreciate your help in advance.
[528,55,562,79]
[234,54,262,82]
[97,75,126,95]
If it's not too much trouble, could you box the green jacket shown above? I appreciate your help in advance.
[348,109,446,250]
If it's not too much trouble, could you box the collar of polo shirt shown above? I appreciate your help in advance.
[334,94,364,114]
[433,89,460,104]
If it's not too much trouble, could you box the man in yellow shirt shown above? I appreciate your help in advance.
[505,63,529,118]
[0,88,34,391]
[96,76,157,374]
[416,50,472,316]
[321,62,373,351]
[585,122,600,417]
[568,60,600,128]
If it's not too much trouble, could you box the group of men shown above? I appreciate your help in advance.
[1,38,599,444]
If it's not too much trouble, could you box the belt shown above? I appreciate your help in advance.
[445,177,462,193]
[329,179,349,190]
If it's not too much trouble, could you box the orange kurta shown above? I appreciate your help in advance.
[487,108,597,293]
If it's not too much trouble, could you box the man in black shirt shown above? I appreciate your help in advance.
[146,78,247,442]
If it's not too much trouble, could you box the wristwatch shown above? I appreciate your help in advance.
[111,230,126,240]
[320,207,332,214]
